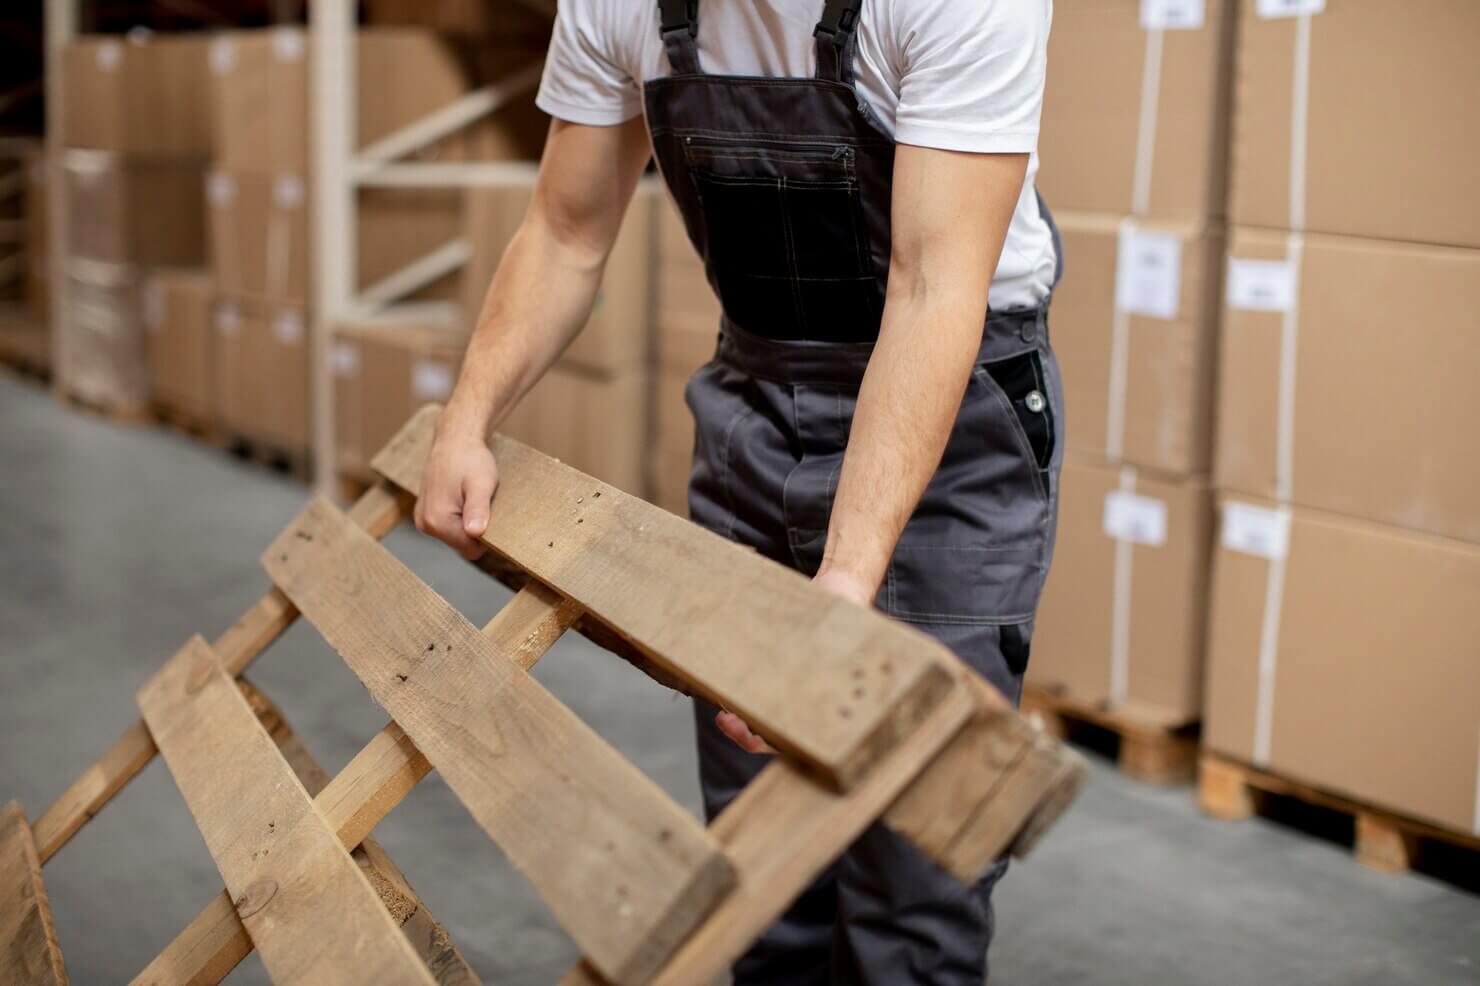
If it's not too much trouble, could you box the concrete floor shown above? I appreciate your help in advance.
[2,371,1477,986]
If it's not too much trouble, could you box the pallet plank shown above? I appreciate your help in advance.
[138,636,437,986]
[136,585,580,985]
[32,482,410,864]
[263,499,734,986]
[0,802,68,986]
[372,404,958,791]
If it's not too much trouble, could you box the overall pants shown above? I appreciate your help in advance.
[645,2,1066,982]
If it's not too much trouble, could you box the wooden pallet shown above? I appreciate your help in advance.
[2,403,1087,986]
[151,404,226,449]
[223,434,312,483]
[1199,753,1480,878]
[0,305,49,384]
[1020,684,1199,785]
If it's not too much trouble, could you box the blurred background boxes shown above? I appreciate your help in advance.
[213,298,309,460]
[1204,500,1480,836]
[144,268,214,427]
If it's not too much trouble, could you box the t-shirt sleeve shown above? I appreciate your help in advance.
[889,0,1051,154]
[535,0,643,126]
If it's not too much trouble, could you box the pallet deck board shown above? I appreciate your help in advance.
[372,404,958,792]
[0,802,67,986]
[1021,684,1198,786]
[263,498,736,986]
[1199,753,1480,876]
[138,636,438,986]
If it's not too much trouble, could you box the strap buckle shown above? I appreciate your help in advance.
[813,1,860,48]
[659,0,699,37]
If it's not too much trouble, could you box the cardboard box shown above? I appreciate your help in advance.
[213,298,309,454]
[1049,211,1223,476]
[1204,499,1480,835]
[62,265,150,411]
[365,0,554,42]
[64,151,207,267]
[1028,457,1214,724]
[63,34,213,156]
[145,268,215,423]
[25,150,49,320]
[1216,228,1480,544]
[1230,0,1480,248]
[210,27,526,175]
[464,176,657,373]
[330,326,367,475]
[1037,0,1235,222]
[499,364,649,496]
[656,195,720,375]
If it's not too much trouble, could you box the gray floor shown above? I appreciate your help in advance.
[1,371,1477,986]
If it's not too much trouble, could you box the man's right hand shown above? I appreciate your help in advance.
[414,425,500,561]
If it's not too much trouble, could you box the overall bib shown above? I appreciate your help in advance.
[644,2,1066,982]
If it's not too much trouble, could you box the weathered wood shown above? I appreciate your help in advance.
[560,684,978,986]
[133,581,574,986]
[263,497,735,986]
[0,802,67,986]
[884,676,1088,881]
[372,404,958,792]
[32,482,412,864]
[138,636,437,986]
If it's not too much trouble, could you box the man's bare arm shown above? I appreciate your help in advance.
[818,146,1029,602]
[415,117,652,558]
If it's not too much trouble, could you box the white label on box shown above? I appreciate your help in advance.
[215,304,241,337]
[1227,259,1296,312]
[274,28,305,62]
[1221,502,1291,560]
[331,341,360,378]
[1115,229,1182,319]
[210,38,236,75]
[273,311,304,345]
[208,172,235,207]
[1103,491,1169,547]
[1141,0,1205,30]
[1257,0,1325,18]
[96,41,123,71]
[275,176,305,210]
[412,360,455,401]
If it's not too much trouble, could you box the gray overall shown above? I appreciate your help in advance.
[644,2,1066,982]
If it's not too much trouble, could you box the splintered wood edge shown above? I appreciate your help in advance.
[1,801,69,986]
[371,404,962,792]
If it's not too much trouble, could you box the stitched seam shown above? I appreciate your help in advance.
[717,400,756,542]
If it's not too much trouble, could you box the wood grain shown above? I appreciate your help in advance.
[32,483,411,864]
[138,636,437,985]
[372,404,959,791]
[0,802,67,986]
[263,499,734,986]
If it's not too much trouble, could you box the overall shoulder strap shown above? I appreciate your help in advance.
[658,0,702,75]
[814,0,864,84]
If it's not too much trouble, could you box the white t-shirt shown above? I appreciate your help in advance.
[537,0,1058,311]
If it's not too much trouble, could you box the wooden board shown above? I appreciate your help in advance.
[138,636,437,986]
[0,802,67,986]
[136,585,581,986]
[263,500,734,986]
[31,483,411,863]
[372,405,959,792]
[1022,684,1197,786]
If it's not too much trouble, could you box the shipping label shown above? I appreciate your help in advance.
[1141,0,1206,30]
[1221,502,1292,560]
[1116,228,1183,320]
[1227,259,1297,313]
[1103,491,1170,547]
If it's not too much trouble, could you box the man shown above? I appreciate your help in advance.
[416,1,1063,982]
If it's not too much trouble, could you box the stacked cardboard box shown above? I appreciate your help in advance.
[1204,0,1480,830]
[206,27,512,458]
[23,144,49,325]
[461,174,658,496]
[651,195,721,517]
[60,33,212,411]
[1027,0,1235,724]
[145,269,216,426]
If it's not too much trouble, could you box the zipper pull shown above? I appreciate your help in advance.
[833,145,853,160]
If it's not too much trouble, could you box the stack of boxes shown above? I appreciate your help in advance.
[1203,0,1480,836]
[445,172,658,496]
[1028,0,1235,725]
[60,33,211,412]
[651,197,721,516]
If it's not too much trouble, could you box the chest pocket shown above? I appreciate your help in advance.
[685,137,881,342]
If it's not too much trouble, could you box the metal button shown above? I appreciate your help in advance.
[1025,391,1047,414]
[1019,321,1038,343]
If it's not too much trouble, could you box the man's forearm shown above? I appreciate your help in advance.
[438,216,607,443]
[819,291,986,597]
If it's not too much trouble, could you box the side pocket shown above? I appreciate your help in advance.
[981,351,1056,471]
[1000,621,1033,677]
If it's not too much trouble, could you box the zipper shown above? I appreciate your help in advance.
[683,134,855,160]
